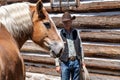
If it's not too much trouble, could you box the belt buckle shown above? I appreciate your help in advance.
[69,56,76,61]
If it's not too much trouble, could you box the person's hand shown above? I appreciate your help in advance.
[82,61,86,66]
[56,66,61,73]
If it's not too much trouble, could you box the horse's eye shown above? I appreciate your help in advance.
[44,22,51,29]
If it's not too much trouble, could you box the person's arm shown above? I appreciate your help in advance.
[78,30,85,66]
[55,58,61,73]
[55,58,60,66]
[78,32,90,80]
[80,40,84,62]
[80,42,85,66]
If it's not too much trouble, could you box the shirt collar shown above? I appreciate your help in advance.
[62,28,75,34]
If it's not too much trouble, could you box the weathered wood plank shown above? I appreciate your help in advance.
[45,1,120,13]
[22,55,120,72]
[22,31,120,44]
[52,15,120,29]
[21,41,120,59]
[25,65,120,80]
[80,31,120,43]
[88,68,120,76]
[23,55,54,65]
[21,41,49,53]
[85,57,120,71]
[83,44,120,59]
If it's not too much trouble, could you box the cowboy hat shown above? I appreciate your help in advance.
[62,12,76,22]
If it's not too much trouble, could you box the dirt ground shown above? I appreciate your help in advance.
[26,72,60,80]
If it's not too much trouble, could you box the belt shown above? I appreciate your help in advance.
[68,56,77,61]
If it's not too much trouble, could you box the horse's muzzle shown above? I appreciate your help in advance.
[49,41,64,58]
[50,47,63,58]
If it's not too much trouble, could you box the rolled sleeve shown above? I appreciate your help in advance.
[55,58,60,66]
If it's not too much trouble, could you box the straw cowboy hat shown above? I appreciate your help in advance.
[62,12,76,22]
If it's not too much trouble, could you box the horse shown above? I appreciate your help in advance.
[0,0,64,80]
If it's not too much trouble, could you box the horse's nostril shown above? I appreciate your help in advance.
[59,48,63,54]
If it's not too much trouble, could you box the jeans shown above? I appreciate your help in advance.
[60,59,80,80]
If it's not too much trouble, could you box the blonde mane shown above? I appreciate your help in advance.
[0,2,33,38]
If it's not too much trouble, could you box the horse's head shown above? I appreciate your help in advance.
[30,0,64,58]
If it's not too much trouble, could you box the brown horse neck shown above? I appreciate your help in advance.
[0,25,30,49]
[14,35,30,49]
[0,24,18,48]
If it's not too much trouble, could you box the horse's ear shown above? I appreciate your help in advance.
[36,0,45,19]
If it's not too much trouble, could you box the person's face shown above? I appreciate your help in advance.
[63,20,72,29]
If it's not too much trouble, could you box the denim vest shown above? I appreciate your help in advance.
[59,28,83,62]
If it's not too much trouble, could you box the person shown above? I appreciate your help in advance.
[55,11,86,80]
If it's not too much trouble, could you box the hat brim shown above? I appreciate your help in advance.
[71,16,76,20]
[62,16,76,22]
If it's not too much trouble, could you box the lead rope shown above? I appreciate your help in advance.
[82,65,90,80]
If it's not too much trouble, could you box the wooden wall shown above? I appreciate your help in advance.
[20,0,120,80]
